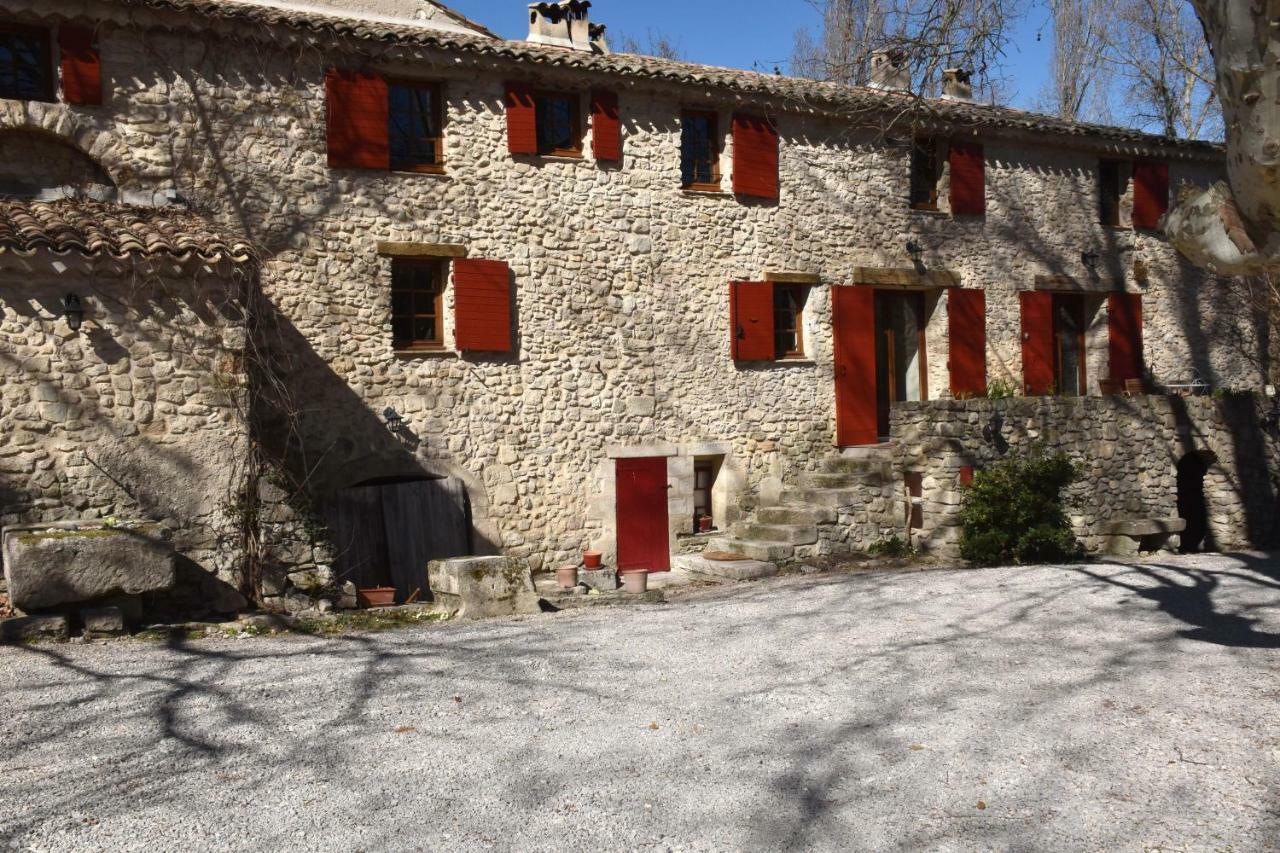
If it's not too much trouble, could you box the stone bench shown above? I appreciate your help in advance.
[1099,518,1187,556]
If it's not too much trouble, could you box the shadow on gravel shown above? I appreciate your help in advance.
[1070,556,1280,649]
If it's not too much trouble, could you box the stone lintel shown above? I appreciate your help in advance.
[1034,274,1125,292]
[853,267,960,288]
[764,270,821,284]
[376,242,468,258]
[606,444,679,459]
[686,441,732,458]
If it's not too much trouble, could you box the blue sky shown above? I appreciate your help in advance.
[446,0,1055,111]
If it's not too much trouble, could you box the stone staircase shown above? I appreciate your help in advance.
[707,445,897,565]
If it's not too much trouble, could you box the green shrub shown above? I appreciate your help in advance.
[958,448,1083,566]
[868,535,913,558]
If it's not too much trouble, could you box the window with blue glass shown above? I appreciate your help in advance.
[389,82,444,172]
[681,111,720,190]
[534,91,581,156]
[0,24,51,102]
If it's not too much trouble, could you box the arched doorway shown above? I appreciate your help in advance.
[1177,452,1216,553]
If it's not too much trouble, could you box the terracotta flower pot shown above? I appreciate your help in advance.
[555,564,579,590]
[698,516,713,533]
[621,570,649,594]
[358,587,396,609]
[583,551,603,569]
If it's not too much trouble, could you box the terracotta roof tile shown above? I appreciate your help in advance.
[106,0,1220,157]
[0,198,256,263]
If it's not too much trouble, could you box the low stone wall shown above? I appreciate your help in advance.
[891,395,1280,556]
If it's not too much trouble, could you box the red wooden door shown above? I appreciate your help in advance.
[833,286,878,446]
[1020,291,1055,395]
[616,457,671,573]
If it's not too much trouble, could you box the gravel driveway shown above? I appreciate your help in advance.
[1,553,1278,852]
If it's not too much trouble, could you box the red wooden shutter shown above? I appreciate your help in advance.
[833,286,878,447]
[1132,161,1169,229]
[454,258,512,352]
[731,113,779,200]
[326,69,389,170]
[949,140,986,216]
[1020,291,1055,395]
[1108,292,1144,381]
[591,90,621,162]
[59,26,101,106]
[730,281,775,361]
[505,82,537,156]
[948,288,987,398]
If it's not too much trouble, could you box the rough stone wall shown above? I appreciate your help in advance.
[0,2,1269,577]
[891,396,1280,555]
[0,253,252,610]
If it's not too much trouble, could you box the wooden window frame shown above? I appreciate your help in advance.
[0,22,53,103]
[534,89,583,158]
[391,258,447,353]
[910,137,940,211]
[773,284,808,360]
[1052,293,1088,396]
[681,110,721,191]
[692,460,714,532]
[1099,159,1124,228]
[387,78,446,174]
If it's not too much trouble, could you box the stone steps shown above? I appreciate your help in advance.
[705,536,795,562]
[730,522,819,546]
[757,504,838,525]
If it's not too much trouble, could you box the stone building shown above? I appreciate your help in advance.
[0,0,1274,615]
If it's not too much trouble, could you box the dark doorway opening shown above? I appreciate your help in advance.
[1177,452,1216,553]
[325,475,472,603]
[875,290,928,439]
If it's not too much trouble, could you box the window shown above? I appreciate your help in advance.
[910,137,939,211]
[534,91,581,156]
[693,461,714,532]
[389,82,444,172]
[1099,160,1124,227]
[1053,293,1087,396]
[391,259,445,351]
[0,24,51,102]
[773,285,808,359]
[681,111,720,190]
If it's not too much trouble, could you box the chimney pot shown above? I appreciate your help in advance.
[941,68,974,101]
[527,1,606,53]
[868,49,911,93]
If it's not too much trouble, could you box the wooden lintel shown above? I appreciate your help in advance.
[853,267,960,289]
[1034,273,1124,292]
[764,270,821,284]
[376,242,469,258]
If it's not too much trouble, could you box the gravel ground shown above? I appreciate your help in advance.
[1,553,1278,852]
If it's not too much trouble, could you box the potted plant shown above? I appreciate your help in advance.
[358,586,396,608]
[555,564,579,589]
[621,570,649,594]
[698,515,713,533]
[583,550,603,569]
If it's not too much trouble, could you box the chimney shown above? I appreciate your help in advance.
[527,1,607,53]
[941,68,974,101]
[868,49,910,92]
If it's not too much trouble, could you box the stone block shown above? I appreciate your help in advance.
[674,554,778,581]
[3,524,176,612]
[1,615,69,643]
[427,556,539,620]
[81,606,126,637]
[580,567,618,592]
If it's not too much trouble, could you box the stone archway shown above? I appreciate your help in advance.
[0,104,140,194]
[0,128,117,199]
[1177,450,1218,553]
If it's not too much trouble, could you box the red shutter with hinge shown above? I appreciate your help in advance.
[732,113,779,200]
[1020,291,1055,395]
[949,140,986,216]
[591,90,621,162]
[1132,161,1169,229]
[948,288,987,398]
[730,281,775,361]
[326,69,389,170]
[833,286,878,446]
[454,258,513,352]
[59,26,101,106]
[505,82,537,156]
[1108,292,1144,382]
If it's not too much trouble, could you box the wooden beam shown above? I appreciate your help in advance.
[376,242,469,258]
[852,267,960,288]
[1034,274,1124,292]
[764,270,821,284]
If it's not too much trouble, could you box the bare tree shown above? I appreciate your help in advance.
[613,29,685,61]
[791,0,1022,97]
[1041,0,1111,122]
[1106,0,1219,139]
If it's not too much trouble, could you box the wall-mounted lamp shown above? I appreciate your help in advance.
[906,240,924,266]
[1081,251,1100,272]
[383,407,405,435]
[62,293,84,332]
[1263,386,1280,437]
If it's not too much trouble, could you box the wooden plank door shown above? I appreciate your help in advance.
[616,457,671,572]
[1020,291,1055,396]
[381,478,471,602]
[327,484,392,592]
[833,286,878,446]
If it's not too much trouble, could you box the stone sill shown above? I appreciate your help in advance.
[394,348,460,360]
[681,188,731,199]
[677,531,721,543]
[908,207,950,218]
